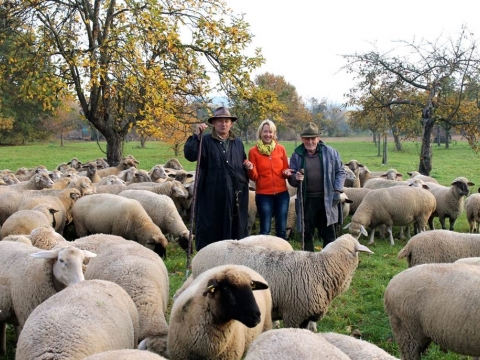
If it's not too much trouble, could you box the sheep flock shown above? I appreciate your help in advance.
[1,154,479,359]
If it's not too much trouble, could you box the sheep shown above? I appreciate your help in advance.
[48,169,62,181]
[131,169,152,183]
[81,161,101,183]
[52,174,74,189]
[94,183,127,194]
[285,195,297,239]
[15,279,139,360]
[72,236,170,357]
[117,166,138,183]
[454,257,480,265]
[1,172,19,185]
[342,165,358,188]
[426,177,474,230]
[190,234,373,329]
[66,175,96,196]
[67,157,83,170]
[94,157,110,169]
[247,189,257,235]
[72,193,168,257]
[384,263,480,359]
[244,328,350,360]
[118,189,190,249]
[96,174,126,186]
[164,157,184,170]
[84,349,167,360]
[345,159,364,188]
[18,187,82,234]
[29,225,68,250]
[1,234,33,245]
[397,230,480,267]
[321,332,399,360]
[343,187,371,215]
[14,165,47,181]
[0,204,58,240]
[358,165,372,187]
[0,241,96,355]
[465,192,480,233]
[149,165,168,182]
[363,177,423,189]
[6,171,54,191]
[96,157,138,178]
[344,186,436,245]
[167,264,272,360]
[407,170,438,183]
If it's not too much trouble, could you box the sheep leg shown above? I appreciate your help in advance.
[428,215,435,230]
[439,217,447,230]
[387,226,394,246]
[367,226,376,244]
[448,217,456,231]
[306,321,317,332]
[399,226,405,240]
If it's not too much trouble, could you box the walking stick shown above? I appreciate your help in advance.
[186,128,203,278]
[298,169,305,251]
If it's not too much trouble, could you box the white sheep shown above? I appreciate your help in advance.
[29,225,68,249]
[72,235,170,357]
[84,349,167,360]
[321,332,399,360]
[384,263,480,359]
[117,166,138,183]
[397,229,480,267]
[72,193,168,257]
[0,204,58,239]
[167,264,272,360]
[0,241,96,355]
[407,170,439,183]
[343,187,371,215]
[81,161,101,183]
[118,189,191,249]
[244,328,350,360]
[345,159,364,188]
[454,257,480,265]
[344,186,436,245]
[1,234,32,245]
[425,177,474,230]
[15,279,139,360]
[149,165,168,182]
[342,165,358,188]
[190,234,373,330]
[465,192,480,233]
[18,187,81,234]
[164,157,184,170]
[6,171,54,191]
[96,157,138,178]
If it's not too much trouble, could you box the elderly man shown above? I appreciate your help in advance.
[287,122,346,251]
[184,106,249,251]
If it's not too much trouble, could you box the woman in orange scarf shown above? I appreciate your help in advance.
[244,120,290,239]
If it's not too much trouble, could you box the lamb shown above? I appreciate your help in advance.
[465,192,480,233]
[18,187,82,234]
[84,349,167,360]
[384,263,480,359]
[426,176,474,230]
[321,332,399,360]
[397,229,480,267]
[167,264,272,360]
[96,157,138,178]
[407,170,438,184]
[344,186,436,245]
[72,236,170,357]
[15,279,139,360]
[72,193,168,257]
[118,189,191,250]
[0,204,58,240]
[0,241,96,355]
[243,328,350,360]
[190,234,373,329]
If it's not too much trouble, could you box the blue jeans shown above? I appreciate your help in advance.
[255,191,290,239]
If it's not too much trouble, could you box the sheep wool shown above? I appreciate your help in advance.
[16,280,139,360]
[168,265,272,360]
[397,229,480,267]
[83,349,167,360]
[384,263,480,359]
[191,234,373,329]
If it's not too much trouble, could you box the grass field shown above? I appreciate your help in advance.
[1,136,479,360]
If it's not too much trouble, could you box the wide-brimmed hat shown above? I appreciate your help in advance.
[300,122,322,137]
[208,107,237,124]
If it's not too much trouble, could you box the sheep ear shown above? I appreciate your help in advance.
[203,280,219,296]
[422,184,430,190]
[172,185,188,198]
[343,223,351,230]
[360,225,369,237]
[82,250,97,259]
[355,243,374,254]
[345,199,353,204]
[251,280,268,291]
[30,248,62,259]
[468,182,475,186]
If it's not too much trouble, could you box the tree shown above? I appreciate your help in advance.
[5,0,264,165]
[45,98,84,147]
[343,26,480,175]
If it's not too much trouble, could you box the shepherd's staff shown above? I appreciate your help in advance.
[186,127,204,278]
[298,169,305,251]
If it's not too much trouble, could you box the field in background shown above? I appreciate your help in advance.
[1,137,478,359]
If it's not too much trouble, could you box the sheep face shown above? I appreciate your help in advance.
[203,276,268,328]
[30,246,96,287]
[452,179,474,196]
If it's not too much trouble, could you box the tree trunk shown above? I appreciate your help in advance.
[382,134,388,165]
[377,133,381,157]
[104,132,124,166]
[445,129,451,149]
[392,127,402,151]
[372,131,377,145]
[436,123,441,146]
[140,136,147,148]
[419,118,435,175]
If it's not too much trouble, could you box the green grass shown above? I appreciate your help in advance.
[1,137,479,360]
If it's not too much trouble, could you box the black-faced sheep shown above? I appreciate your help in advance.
[167,264,272,360]
[15,279,139,360]
[72,193,168,257]
[190,234,373,329]
[384,263,480,359]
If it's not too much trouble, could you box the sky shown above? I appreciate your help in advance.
[225,0,480,105]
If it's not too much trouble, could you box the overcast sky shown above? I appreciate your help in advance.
[225,0,480,105]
